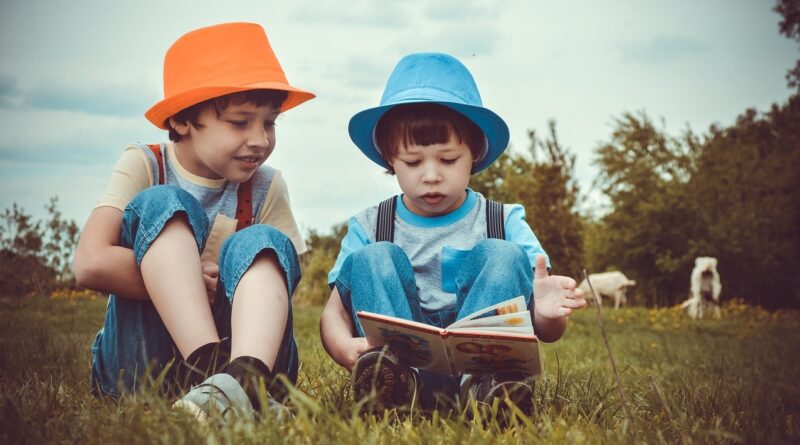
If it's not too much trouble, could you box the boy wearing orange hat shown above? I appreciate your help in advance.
[73,22,314,420]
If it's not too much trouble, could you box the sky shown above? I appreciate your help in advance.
[0,0,796,236]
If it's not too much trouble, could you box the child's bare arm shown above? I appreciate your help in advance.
[320,286,372,370]
[73,207,150,300]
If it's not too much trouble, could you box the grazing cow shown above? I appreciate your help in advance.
[681,257,722,319]
[578,271,636,309]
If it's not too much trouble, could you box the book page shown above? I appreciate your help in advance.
[445,331,541,376]
[449,310,533,333]
[448,296,529,329]
[357,312,452,374]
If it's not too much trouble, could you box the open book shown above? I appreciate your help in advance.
[357,296,541,377]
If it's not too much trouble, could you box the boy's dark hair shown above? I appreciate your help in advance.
[167,89,289,142]
[374,103,486,174]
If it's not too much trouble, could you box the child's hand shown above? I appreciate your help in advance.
[337,337,374,371]
[201,261,219,305]
[533,255,586,319]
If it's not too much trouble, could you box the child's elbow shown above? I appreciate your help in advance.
[72,252,100,290]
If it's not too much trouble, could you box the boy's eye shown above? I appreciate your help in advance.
[229,120,247,128]
[403,160,421,167]
[442,158,460,165]
[263,120,276,129]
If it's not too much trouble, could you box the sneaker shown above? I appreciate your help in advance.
[461,371,535,418]
[173,373,255,423]
[352,346,418,413]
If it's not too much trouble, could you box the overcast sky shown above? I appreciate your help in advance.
[0,0,796,235]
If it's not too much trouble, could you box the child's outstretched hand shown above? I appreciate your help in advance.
[532,254,587,318]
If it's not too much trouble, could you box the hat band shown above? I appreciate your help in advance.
[382,86,479,108]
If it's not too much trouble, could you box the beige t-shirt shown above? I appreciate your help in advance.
[96,144,307,261]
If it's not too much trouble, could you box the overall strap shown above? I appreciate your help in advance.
[375,196,398,242]
[375,195,505,242]
[485,199,505,239]
[146,144,166,185]
[145,143,254,231]
[235,178,254,231]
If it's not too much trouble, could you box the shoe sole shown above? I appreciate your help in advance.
[353,361,399,407]
[172,399,210,424]
[485,381,534,415]
[352,351,416,411]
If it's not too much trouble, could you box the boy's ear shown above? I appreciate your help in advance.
[168,117,191,137]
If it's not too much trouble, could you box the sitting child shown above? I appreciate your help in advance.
[73,22,314,421]
[319,52,586,413]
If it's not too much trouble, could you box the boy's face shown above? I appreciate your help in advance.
[390,134,473,217]
[171,101,280,182]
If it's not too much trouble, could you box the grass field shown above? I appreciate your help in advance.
[1,295,798,444]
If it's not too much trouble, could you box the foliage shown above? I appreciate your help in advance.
[473,121,584,278]
[295,223,347,306]
[587,113,699,306]
[586,96,800,308]
[2,296,798,444]
[775,0,800,89]
[686,97,800,308]
[0,197,79,297]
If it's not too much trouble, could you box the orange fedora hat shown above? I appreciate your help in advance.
[145,22,315,129]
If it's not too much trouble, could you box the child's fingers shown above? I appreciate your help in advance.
[534,255,549,280]
[202,262,219,278]
[564,296,587,309]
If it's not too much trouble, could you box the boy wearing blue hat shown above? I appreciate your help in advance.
[320,53,587,413]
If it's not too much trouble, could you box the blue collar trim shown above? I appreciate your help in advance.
[396,189,477,228]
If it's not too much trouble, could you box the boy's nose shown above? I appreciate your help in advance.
[246,127,270,149]
[421,165,442,183]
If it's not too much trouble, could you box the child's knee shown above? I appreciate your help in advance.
[471,238,528,265]
[218,224,301,300]
[123,186,209,262]
[350,241,408,269]
[126,186,207,233]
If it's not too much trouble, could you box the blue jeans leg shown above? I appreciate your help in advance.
[216,224,302,394]
[90,185,209,397]
[335,242,465,410]
[454,239,534,319]
[334,242,426,336]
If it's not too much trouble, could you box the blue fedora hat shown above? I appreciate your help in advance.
[348,52,509,173]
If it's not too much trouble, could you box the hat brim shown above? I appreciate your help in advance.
[145,81,315,129]
[348,100,509,174]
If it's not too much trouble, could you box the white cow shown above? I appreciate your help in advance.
[578,271,636,309]
[681,257,722,319]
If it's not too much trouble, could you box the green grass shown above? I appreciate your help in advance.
[1,296,798,444]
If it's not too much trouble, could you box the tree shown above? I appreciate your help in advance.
[0,204,51,296]
[41,197,80,284]
[687,96,800,308]
[775,0,800,89]
[0,198,79,297]
[588,97,800,308]
[588,112,699,306]
[295,222,347,306]
[473,121,584,278]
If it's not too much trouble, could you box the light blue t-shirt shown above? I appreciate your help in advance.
[328,189,549,311]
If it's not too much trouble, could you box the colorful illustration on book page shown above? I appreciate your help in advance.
[454,341,530,374]
[378,327,434,367]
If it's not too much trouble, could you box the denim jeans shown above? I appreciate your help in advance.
[335,239,533,409]
[90,185,301,397]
